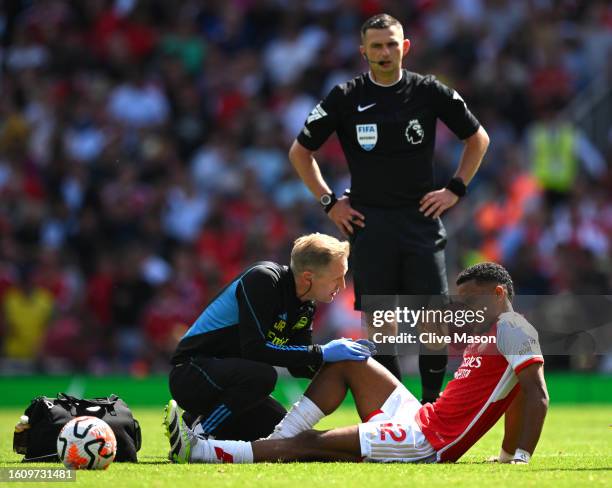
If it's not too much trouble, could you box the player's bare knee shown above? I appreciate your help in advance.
[326,359,371,380]
[343,358,373,372]
[319,361,346,374]
[334,359,368,369]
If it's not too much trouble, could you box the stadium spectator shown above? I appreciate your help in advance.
[1,265,54,369]
[0,0,609,374]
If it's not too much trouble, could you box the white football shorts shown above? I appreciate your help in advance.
[358,384,436,463]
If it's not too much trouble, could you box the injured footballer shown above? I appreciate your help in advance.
[163,262,549,464]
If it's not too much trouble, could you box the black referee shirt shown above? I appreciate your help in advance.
[297,70,480,207]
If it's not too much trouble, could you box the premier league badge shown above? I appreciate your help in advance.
[405,119,424,144]
[356,124,378,151]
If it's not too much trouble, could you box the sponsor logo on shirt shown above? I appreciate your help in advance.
[356,124,378,151]
[517,340,536,355]
[460,355,483,369]
[454,355,482,379]
[267,328,289,345]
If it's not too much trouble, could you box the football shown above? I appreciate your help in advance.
[57,416,117,470]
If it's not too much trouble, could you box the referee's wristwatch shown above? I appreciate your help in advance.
[320,192,338,213]
[446,177,467,198]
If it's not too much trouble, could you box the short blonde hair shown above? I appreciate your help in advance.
[290,233,349,274]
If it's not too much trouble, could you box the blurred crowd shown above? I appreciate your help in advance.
[0,0,611,374]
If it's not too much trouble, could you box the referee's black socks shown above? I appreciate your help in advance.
[373,354,402,381]
[419,348,448,404]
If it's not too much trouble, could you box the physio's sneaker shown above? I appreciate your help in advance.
[182,411,197,429]
[264,423,284,440]
[183,414,216,439]
[163,399,196,463]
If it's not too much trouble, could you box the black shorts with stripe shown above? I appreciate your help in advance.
[169,356,286,441]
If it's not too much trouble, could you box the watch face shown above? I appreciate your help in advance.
[320,194,332,206]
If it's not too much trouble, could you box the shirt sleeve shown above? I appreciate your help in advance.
[286,325,320,378]
[296,85,342,151]
[429,77,480,140]
[236,267,323,368]
[496,317,544,374]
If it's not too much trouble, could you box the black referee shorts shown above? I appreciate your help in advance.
[169,357,286,441]
[349,202,449,311]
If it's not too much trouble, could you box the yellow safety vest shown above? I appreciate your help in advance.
[531,123,577,192]
[2,287,53,359]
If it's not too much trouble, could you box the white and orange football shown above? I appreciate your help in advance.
[57,416,117,470]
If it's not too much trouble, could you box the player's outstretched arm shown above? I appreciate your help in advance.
[487,390,524,462]
[512,363,549,463]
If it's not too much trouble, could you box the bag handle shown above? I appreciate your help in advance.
[56,393,118,416]
[58,393,118,406]
[55,394,78,416]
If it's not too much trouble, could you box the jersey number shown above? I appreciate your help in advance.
[379,423,407,442]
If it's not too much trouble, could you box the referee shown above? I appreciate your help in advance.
[167,233,374,444]
[289,14,489,403]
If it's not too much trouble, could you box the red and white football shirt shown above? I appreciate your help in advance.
[416,311,544,462]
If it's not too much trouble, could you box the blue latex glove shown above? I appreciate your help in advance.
[355,339,378,356]
[321,338,371,362]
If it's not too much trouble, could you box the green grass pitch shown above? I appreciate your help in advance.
[0,405,609,487]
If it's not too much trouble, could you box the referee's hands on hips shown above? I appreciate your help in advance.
[419,188,459,219]
[327,196,365,237]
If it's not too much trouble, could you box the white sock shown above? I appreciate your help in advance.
[191,438,254,464]
[192,421,214,438]
[267,395,324,439]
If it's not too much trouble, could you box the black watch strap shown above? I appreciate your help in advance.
[320,192,338,213]
[446,177,467,198]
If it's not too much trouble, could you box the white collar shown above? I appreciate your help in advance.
[368,70,403,87]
